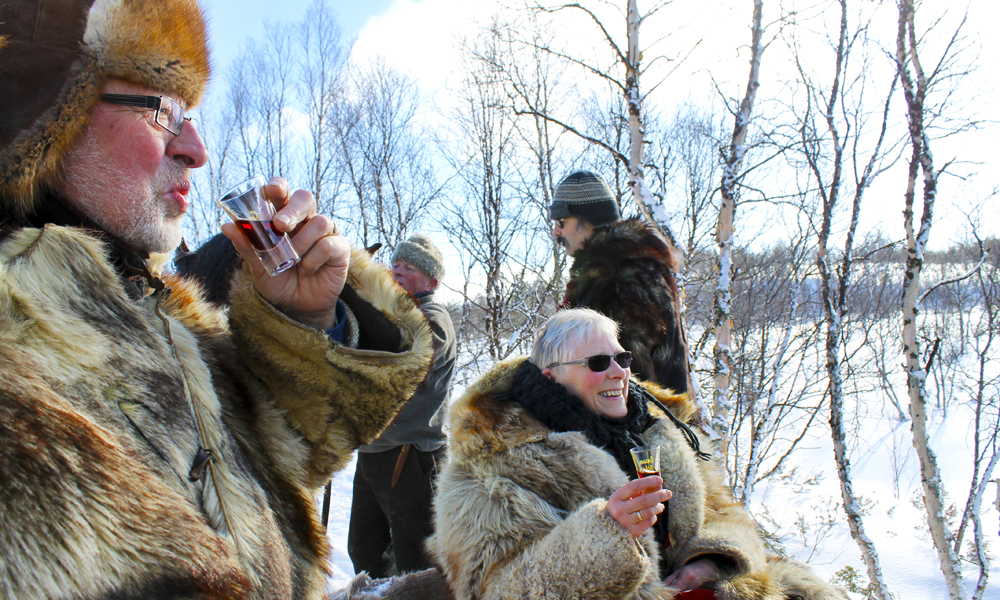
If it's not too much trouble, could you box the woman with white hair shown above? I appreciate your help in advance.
[427,308,846,600]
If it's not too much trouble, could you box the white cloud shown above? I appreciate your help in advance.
[353,0,503,92]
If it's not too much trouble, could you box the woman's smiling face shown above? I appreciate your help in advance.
[542,332,630,419]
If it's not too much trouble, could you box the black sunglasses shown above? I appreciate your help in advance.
[546,351,632,372]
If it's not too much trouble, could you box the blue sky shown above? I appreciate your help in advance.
[197,0,501,122]
[204,0,396,77]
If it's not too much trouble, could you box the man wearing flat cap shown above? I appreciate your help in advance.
[0,1,446,598]
[550,171,691,394]
[349,234,456,580]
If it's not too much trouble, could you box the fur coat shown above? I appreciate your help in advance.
[0,222,434,599]
[563,218,689,394]
[428,358,848,600]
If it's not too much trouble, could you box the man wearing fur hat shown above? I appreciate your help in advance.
[0,2,443,598]
[349,234,456,579]
[550,171,691,394]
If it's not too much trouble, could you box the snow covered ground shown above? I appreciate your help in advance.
[747,399,999,599]
[319,456,359,591]
[318,382,999,599]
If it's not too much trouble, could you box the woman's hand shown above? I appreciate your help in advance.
[663,558,722,591]
[222,177,349,330]
[604,477,671,539]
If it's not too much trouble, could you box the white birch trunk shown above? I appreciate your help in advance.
[970,450,998,600]
[828,303,892,600]
[807,3,893,596]
[897,2,967,597]
[624,0,679,249]
[712,0,763,457]
[623,0,704,404]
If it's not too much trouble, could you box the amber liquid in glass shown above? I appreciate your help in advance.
[637,467,670,547]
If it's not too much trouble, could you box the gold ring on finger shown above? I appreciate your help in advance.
[636,510,644,523]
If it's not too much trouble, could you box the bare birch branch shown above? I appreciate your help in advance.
[918,251,990,304]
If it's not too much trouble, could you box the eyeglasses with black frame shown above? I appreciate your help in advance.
[546,351,632,373]
[100,94,189,136]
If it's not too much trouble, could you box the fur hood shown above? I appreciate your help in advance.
[430,358,848,600]
[0,0,210,214]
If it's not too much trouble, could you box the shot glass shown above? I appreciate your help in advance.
[217,176,300,276]
[630,445,661,479]
[631,445,669,544]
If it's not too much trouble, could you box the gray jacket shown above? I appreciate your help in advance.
[361,291,456,453]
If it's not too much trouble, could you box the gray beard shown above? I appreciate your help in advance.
[60,136,189,254]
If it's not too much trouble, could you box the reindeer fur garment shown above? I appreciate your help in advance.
[0,227,433,599]
[428,358,848,600]
[562,218,690,394]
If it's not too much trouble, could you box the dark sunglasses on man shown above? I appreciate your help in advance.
[101,93,189,136]
[546,351,632,373]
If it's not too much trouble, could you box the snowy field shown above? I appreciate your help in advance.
[746,399,1000,599]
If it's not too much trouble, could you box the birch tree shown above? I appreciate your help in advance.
[913,233,999,600]
[896,1,969,596]
[712,0,764,456]
[299,0,348,209]
[183,24,300,250]
[620,0,670,240]
[478,13,573,301]
[727,240,826,505]
[655,104,727,286]
[782,1,900,596]
[227,28,298,182]
[333,60,444,251]
[185,101,238,245]
[443,30,554,367]
[951,234,999,599]
[505,0,702,247]
[185,1,351,249]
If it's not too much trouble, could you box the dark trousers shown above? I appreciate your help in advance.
[347,446,444,578]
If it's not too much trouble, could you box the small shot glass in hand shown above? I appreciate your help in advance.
[631,444,670,547]
[217,176,300,276]
[630,445,661,479]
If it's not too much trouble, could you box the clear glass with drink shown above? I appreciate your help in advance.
[216,176,300,276]
[630,445,661,479]
[630,445,669,545]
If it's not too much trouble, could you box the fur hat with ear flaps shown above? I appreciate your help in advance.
[0,0,210,217]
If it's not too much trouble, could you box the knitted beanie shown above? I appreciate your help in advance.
[548,171,620,227]
[0,0,210,216]
[391,234,445,280]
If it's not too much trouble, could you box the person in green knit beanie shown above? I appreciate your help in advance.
[349,234,457,580]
